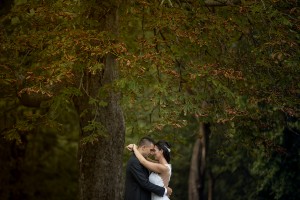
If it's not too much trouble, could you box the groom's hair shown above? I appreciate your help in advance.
[138,136,155,147]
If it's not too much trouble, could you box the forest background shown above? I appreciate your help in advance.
[0,0,299,200]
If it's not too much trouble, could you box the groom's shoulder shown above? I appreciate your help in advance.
[128,154,139,164]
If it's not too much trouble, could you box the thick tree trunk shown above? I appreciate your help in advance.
[74,2,125,200]
[75,54,125,200]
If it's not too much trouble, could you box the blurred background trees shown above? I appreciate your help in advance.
[1,0,299,200]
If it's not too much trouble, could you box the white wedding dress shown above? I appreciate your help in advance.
[149,164,172,200]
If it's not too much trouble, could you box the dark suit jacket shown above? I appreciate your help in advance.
[124,154,165,200]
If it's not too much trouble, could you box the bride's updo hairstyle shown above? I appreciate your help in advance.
[155,140,171,163]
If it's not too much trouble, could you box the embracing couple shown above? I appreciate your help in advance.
[124,136,173,200]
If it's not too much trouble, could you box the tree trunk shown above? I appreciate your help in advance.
[0,104,28,200]
[188,122,210,200]
[188,138,200,200]
[207,170,214,200]
[74,2,125,200]
[198,122,210,200]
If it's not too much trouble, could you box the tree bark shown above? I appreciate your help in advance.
[74,2,125,200]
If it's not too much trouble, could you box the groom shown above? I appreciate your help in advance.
[124,136,172,200]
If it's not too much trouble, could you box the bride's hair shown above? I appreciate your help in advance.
[155,140,171,163]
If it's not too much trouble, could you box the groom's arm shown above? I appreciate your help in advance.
[129,159,165,197]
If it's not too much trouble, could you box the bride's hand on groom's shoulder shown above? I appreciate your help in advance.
[166,186,172,198]
[126,144,134,151]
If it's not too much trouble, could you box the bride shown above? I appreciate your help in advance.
[127,140,172,200]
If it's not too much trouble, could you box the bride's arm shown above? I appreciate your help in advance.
[131,144,168,174]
